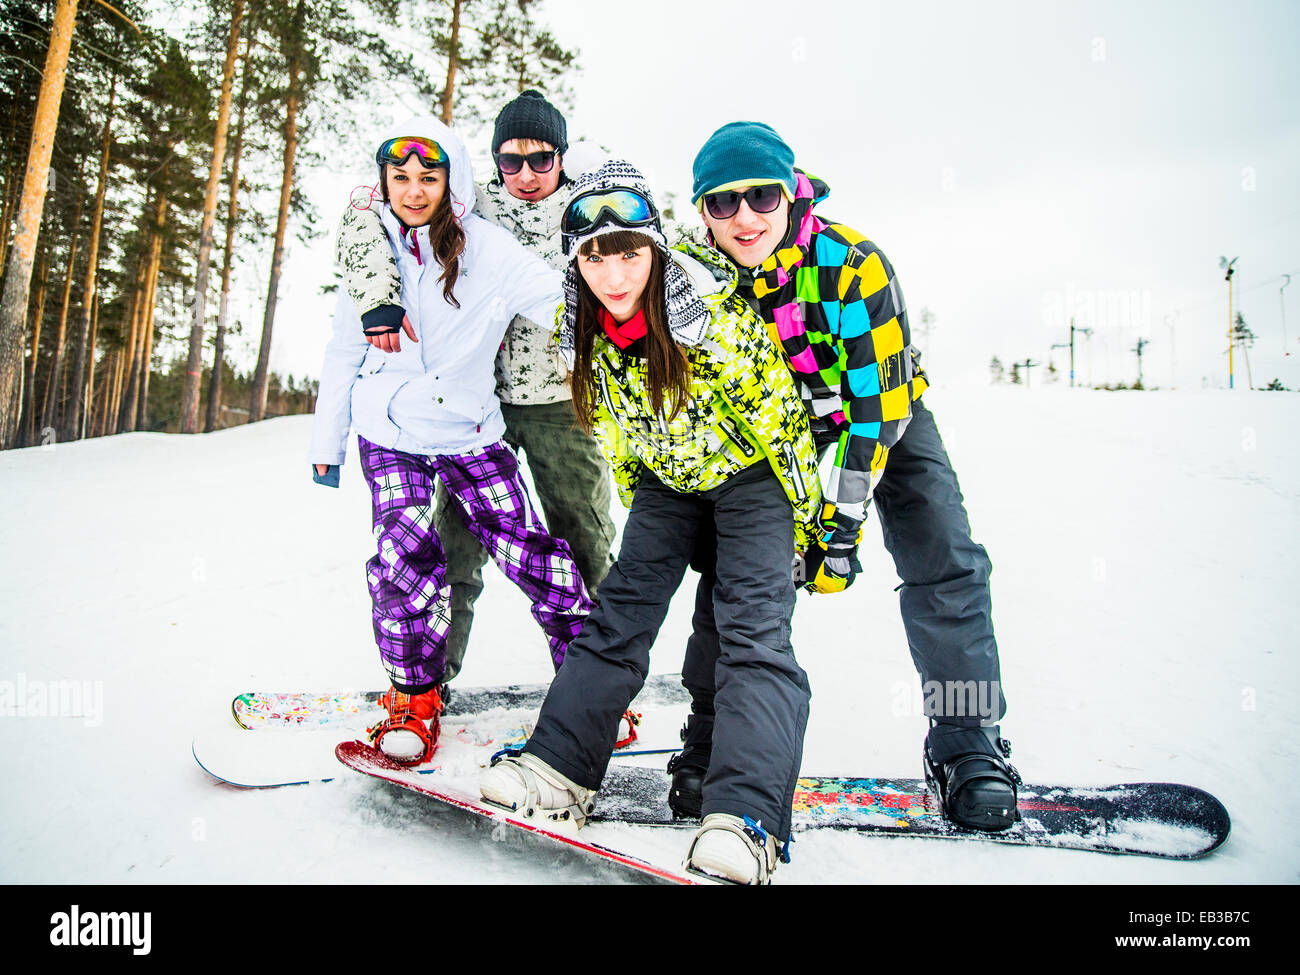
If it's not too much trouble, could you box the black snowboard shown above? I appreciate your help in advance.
[592,767,1230,859]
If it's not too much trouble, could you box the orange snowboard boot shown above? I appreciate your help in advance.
[368,686,443,766]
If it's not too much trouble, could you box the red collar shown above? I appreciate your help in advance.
[399,225,423,265]
[599,306,648,350]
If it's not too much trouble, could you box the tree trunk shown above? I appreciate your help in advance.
[103,342,125,440]
[249,12,301,424]
[117,294,144,433]
[206,321,226,432]
[91,352,107,438]
[113,261,142,434]
[0,0,79,449]
[206,21,255,434]
[0,166,17,275]
[182,0,245,433]
[20,239,50,446]
[0,98,23,276]
[65,72,116,442]
[42,186,85,434]
[134,193,167,433]
[438,0,463,124]
[99,346,122,440]
[119,195,164,435]
[83,286,100,437]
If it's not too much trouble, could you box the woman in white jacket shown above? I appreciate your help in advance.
[309,116,593,765]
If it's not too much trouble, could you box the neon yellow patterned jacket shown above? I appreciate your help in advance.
[569,243,822,550]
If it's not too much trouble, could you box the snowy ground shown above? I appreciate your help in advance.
[1,385,1296,884]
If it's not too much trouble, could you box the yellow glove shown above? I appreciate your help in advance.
[799,542,861,595]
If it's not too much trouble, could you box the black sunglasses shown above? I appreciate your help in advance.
[494,149,560,176]
[702,183,786,220]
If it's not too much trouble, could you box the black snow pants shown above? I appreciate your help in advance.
[525,461,811,840]
[684,398,1005,730]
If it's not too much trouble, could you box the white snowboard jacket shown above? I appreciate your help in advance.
[309,116,564,467]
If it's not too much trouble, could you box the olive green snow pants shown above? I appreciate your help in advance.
[432,399,616,682]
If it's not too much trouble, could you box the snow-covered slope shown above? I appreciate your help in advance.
[1,385,1296,883]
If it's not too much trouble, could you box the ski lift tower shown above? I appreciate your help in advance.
[1131,336,1149,388]
[1219,256,1238,388]
[1052,317,1094,387]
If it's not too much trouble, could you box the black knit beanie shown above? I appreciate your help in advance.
[492,89,568,154]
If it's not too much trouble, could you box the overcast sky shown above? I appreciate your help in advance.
[260,0,1300,392]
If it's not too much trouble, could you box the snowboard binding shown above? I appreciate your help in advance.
[615,709,641,749]
[923,723,1022,832]
[367,685,443,766]
[481,751,597,828]
[683,813,784,885]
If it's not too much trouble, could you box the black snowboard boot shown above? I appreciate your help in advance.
[666,713,713,820]
[923,723,1022,832]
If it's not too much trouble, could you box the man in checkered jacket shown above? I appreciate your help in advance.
[673,121,1020,834]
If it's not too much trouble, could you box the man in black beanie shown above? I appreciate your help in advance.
[491,89,568,192]
[432,90,617,689]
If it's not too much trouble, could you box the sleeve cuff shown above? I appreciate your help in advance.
[361,304,404,334]
[311,464,340,488]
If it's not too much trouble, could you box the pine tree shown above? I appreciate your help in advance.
[248,0,392,423]
[113,34,212,433]
[206,16,260,433]
[1232,312,1255,390]
[0,0,78,449]
[63,69,118,441]
[180,0,246,433]
[471,0,577,116]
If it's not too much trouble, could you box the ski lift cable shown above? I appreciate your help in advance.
[1167,266,1300,318]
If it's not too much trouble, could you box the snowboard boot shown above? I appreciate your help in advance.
[479,752,597,827]
[666,713,714,820]
[684,813,781,885]
[368,685,443,766]
[923,722,1022,832]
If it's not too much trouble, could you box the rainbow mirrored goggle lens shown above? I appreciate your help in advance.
[561,188,656,242]
[376,137,449,168]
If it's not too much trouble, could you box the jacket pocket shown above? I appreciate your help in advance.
[781,442,809,502]
[719,415,757,458]
[351,371,410,448]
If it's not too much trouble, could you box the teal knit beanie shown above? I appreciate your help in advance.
[691,121,797,205]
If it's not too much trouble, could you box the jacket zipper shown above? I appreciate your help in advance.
[782,442,808,501]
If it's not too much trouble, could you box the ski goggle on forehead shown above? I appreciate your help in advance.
[701,183,786,220]
[561,188,656,242]
[376,137,449,168]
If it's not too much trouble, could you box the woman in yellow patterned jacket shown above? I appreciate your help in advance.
[479,160,818,885]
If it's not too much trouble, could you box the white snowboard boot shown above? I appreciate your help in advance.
[684,813,781,885]
[479,752,597,827]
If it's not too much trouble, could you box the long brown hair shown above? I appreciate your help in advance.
[382,165,466,308]
[569,230,690,434]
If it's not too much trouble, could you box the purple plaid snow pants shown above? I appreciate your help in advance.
[357,436,593,693]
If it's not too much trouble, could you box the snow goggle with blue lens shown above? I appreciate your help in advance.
[561,188,657,247]
[376,137,449,169]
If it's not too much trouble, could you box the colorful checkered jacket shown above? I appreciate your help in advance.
[723,171,929,548]
[571,242,822,550]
